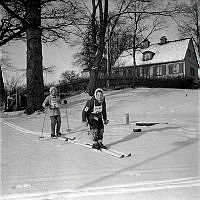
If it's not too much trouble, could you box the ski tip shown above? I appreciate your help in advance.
[120,155,125,158]
[127,153,131,157]
[69,137,76,140]
[63,137,76,141]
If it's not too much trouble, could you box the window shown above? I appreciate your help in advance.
[119,69,123,76]
[153,65,166,76]
[127,68,133,76]
[143,51,154,61]
[168,63,184,74]
[179,63,184,73]
[157,66,162,76]
[136,67,140,77]
[123,68,128,76]
[144,67,150,78]
[162,65,166,75]
[143,53,151,61]
[153,67,157,76]
[190,67,195,76]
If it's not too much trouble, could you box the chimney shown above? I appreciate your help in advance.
[142,39,150,48]
[160,36,167,44]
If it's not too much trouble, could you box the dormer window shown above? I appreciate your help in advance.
[160,36,167,44]
[143,51,154,61]
[142,39,150,48]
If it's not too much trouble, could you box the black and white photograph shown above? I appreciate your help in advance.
[0,0,200,199]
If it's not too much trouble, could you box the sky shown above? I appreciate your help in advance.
[3,40,80,84]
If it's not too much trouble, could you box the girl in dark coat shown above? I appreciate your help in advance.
[82,88,109,149]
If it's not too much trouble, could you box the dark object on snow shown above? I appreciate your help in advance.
[64,136,76,141]
[63,99,67,104]
[136,122,168,126]
[126,113,129,124]
[133,128,142,132]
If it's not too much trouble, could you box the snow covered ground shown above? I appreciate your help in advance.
[0,87,200,200]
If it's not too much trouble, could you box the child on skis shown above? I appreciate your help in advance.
[42,86,62,138]
[82,88,109,149]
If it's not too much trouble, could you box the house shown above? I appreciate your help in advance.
[113,37,199,88]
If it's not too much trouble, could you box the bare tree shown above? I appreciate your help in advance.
[82,0,108,96]
[60,70,79,83]
[0,0,81,114]
[4,73,24,92]
[0,65,5,108]
[0,0,81,45]
[0,48,14,107]
[116,0,166,86]
[0,49,5,107]
[172,0,200,56]
[71,0,179,95]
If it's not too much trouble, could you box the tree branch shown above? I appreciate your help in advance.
[0,1,30,27]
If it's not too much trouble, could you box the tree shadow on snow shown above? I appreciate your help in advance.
[78,134,199,190]
[172,137,200,147]
[106,126,181,148]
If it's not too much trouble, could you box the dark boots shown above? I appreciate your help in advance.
[92,142,107,150]
[56,132,62,137]
[92,142,100,150]
[51,134,57,138]
[98,142,107,149]
[51,132,62,138]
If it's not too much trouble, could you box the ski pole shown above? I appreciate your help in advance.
[63,100,71,132]
[39,111,47,139]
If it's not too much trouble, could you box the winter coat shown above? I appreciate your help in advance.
[42,95,61,116]
[82,96,107,123]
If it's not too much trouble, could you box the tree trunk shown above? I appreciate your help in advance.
[87,69,98,96]
[132,12,138,89]
[86,49,104,96]
[86,0,108,96]
[26,0,44,114]
[194,2,200,57]
[0,65,5,108]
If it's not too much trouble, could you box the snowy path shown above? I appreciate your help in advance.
[1,88,200,200]
[2,177,199,200]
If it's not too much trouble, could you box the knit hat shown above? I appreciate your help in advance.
[94,88,104,102]
[49,87,57,94]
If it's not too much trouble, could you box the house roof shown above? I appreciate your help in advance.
[114,38,191,67]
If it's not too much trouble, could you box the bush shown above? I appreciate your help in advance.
[135,77,194,89]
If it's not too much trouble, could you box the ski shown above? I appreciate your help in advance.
[85,143,131,158]
[41,133,131,158]
[55,135,76,141]
[84,143,125,158]
[104,148,131,157]
[63,139,131,158]
[39,135,76,141]
[63,139,125,158]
